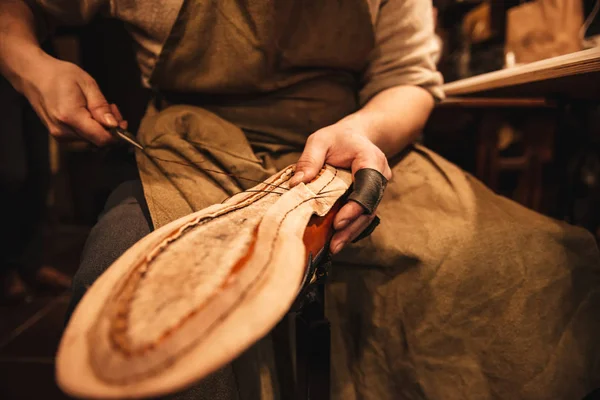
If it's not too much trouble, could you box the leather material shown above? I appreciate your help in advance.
[56,165,354,399]
[351,216,380,243]
[348,168,388,214]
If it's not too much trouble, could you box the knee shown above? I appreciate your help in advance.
[71,200,151,307]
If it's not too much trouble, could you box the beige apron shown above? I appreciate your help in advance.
[138,0,374,227]
[136,1,600,399]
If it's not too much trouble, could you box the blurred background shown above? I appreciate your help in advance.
[0,0,599,398]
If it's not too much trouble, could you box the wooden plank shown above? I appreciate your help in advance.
[442,48,600,97]
[438,97,555,108]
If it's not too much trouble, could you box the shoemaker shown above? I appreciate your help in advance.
[1,1,599,399]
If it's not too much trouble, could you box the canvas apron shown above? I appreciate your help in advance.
[136,1,376,399]
[136,1,600,399]
[137,0,374,228]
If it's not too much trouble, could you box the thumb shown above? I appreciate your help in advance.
[80,78,118,127]
[290,134,328,187]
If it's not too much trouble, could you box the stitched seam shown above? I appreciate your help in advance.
[94,169,339,383]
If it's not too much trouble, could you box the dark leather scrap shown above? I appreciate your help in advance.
[348,168,388,214]
[351,215,380,243]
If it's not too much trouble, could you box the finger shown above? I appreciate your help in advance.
[110,103,129,129]
[35,105,57,133]
[383,163,392,181]
[110,103,123,121]
[289,133,329,187]
[347,166,389,215]
[35,103,89,144]
[48,122,81,142]
[351,152,390,179]
[80,78,118,127]
[61,108,115,146]
[333,201,365,231]
[330,214,375,255]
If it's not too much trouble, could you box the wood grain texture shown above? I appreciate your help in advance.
[443,48,600,99]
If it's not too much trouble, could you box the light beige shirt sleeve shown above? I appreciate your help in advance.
[360,0,445,104]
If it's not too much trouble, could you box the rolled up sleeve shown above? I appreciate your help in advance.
[360,0,445,105]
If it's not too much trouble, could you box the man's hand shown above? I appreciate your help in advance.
[20,57,127,146]
[289,116,392,255]
[0,1,124,145]
[289,85,435,255]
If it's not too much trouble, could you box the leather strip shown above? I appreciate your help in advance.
[348,168,388,214]
[351,216,380,243]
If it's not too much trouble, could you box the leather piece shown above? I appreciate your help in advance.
[56,165,354,399]
[351,216,380,243]
[348,168,388,214]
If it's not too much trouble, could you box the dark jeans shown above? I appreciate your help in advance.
[67,180,153,317]
[67,180,239,400]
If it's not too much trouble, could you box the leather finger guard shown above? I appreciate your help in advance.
[351,215,380,243]
[347,168,388,214]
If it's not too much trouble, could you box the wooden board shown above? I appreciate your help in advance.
[442,48,600,99]
[438,97,555,108]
